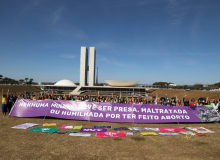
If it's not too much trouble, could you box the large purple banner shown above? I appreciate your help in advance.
[10,100,220,123]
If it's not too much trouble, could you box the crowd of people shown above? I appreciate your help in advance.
[2,90,220,116]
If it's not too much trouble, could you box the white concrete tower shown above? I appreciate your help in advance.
[89,47,96,86]
[80,47,88,86]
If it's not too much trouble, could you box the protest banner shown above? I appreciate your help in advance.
[10,99,220,123]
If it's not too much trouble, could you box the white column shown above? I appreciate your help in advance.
[89,47,96,86]
[80,47,88,86]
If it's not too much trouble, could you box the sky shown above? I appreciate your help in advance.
[0,0,220,85]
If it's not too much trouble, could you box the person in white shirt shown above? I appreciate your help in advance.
[212,100,219,112]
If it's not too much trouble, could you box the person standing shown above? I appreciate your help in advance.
[189,98,196,107]
[13,92,17,104]
[7,94,14,113]
[2,89,9,116]
[212,100,219,113]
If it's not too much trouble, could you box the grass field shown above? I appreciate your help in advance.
[1,86,220,159]
[0,116,220,160]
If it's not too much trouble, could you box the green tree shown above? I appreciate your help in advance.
[183,85,188,89]
[28,78,34,84]
[0,75,3,84]
[11,79,15,84]
[15,80,19,85]
[8,78,12,84]
[25,78,29,84]
[3,77,9,84]
[19,79,24,84]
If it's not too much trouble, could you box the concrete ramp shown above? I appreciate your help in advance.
[70,86,82,95]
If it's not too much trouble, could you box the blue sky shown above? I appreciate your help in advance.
[0,0,220,85]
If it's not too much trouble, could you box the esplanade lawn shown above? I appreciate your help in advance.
[1,116,220,160]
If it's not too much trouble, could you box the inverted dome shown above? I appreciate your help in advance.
[54,79,76,86]
[105,80,139,87]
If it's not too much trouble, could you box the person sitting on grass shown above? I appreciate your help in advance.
[2,89,9,117]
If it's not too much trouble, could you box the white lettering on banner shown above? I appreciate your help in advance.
[59,111,104,118]
[96,105,112,111]
[113,106,138,112]
[185,115,190,119]
[122,114,136,119]
[87,104,92,109]
[141,108,146,113]
[138,115,142,119]
[106,113,120,118]
[140,108,188,115]
[19,102,49,108]
[128,107,132,112]
[183,110,187,114]
[154,116,159,120]
[160,115,190,120]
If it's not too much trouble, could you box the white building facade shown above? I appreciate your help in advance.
[89,47,96,86]
[79,47,88,86]
[80,46,96,86]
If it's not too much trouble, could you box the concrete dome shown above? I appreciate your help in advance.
[105,80,139,87]
[54,79,76,86]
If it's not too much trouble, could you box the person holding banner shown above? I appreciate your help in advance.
[190,98,196,107]
[2,89,9,116]
[212,100,219,113]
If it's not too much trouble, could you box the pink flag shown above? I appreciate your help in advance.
[59,125,74,129]
[159,128,188,132]
[96,132,127,137]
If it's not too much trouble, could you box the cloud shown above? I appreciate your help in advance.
[98,0,163,7]
[53,26,88,39]
[52,7,64,25]
[95,42,114,49]
[163,62,175,69]
[191,11,202,41]
[32,0,40,6]
[98,56,125,67]
[165,0,188,26]
[60,54,77,59]
[40,43,73,48]
[185,60,199,66]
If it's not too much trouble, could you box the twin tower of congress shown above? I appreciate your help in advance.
[80,47,96,86]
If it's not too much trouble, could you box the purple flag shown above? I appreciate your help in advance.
[80,128,107,132]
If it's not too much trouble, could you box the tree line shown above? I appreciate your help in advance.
[0,75,35,85]
[153,82,220,90]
